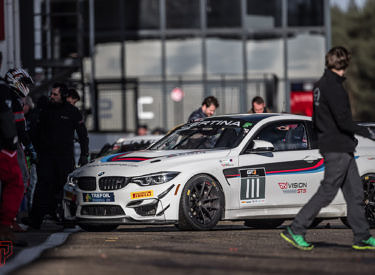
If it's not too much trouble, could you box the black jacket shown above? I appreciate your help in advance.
[0,79,18,151]
[188,107,207,123]
[313,69,370,153]
[35,101,89,156]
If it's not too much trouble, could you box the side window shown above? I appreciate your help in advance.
[253,121,308,152]
[306,121,318,149]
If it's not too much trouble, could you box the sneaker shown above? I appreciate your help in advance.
[353,236,375,250]
[280,226,314,251]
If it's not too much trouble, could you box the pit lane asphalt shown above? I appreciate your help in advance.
[5,220,375,275]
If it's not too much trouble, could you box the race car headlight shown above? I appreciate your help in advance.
[131,172,180,186]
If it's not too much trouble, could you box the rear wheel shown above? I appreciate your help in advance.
[178,175,224,230]
[79,223,118,232]
[341,174,375,229]
[244,219,284,229]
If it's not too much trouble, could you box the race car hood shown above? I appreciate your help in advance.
[74,149,231,177]
[96,149,230,166]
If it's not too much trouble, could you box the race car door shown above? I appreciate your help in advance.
[236,120,324,212]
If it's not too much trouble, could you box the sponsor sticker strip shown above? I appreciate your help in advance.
[131,190,154,200]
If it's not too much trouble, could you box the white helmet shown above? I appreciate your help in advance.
[5,68,34,97]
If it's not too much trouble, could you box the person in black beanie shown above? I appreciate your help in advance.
[281,46,375,250]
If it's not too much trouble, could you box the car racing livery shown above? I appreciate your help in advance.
[63,114,375,231]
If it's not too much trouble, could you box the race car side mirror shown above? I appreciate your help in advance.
[251,140,275,152]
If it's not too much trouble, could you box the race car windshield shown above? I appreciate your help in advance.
[150,123,251,150]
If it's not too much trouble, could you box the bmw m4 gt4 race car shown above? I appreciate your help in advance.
[63,114,375,231]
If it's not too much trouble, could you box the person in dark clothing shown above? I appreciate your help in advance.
[187,96,219,123]
[0,72,25,244]
[66,88,80,106]
[27,82,89,228]
[281,46,375,250]
[5,69,38,173]
[248,96,270,113]
[5,68,37,232]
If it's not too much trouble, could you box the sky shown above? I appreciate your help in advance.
[330,0,366,10]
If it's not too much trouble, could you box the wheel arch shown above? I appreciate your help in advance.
[179,172,226,221]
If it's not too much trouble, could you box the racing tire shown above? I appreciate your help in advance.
[79,223,119,232]
[341,174,375,229]
[244,219,284,229]
[178,174,224,231]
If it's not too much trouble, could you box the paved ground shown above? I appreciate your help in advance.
[6,219,375,275]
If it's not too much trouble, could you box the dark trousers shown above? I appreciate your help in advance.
[291,152,370,243]
[30,153,74,224]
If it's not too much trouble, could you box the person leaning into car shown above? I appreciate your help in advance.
[187,96,219,123]
[280,46,375,250]
[26,82,89,229]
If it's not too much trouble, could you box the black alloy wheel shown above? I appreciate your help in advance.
[178,175,224,230]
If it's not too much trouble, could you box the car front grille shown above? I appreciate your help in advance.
[77,177,96,191]
[99,176,129,190]
[80,205,125,216]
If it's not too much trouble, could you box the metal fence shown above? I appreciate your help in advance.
[85,73,278,133]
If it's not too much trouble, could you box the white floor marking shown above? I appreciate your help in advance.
[0,227,79,275]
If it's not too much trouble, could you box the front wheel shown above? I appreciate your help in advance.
[178,175,224,230]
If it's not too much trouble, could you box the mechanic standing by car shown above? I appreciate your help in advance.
[26,82,89,229]
[280,46,375,250]
[187,96,219,123]
[0,54,25,244]
[66,87,89,170]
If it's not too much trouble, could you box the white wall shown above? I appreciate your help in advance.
[0,0,21,75]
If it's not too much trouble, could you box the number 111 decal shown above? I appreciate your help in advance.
[240,168,266,203]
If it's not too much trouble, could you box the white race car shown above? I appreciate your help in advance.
[63,114,375,231]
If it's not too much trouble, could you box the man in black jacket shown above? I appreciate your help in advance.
[28,82,89,228]
[187,96,219,123]
[281,46,375,250]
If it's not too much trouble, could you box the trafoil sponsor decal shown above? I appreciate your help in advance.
[83,192,115,202]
